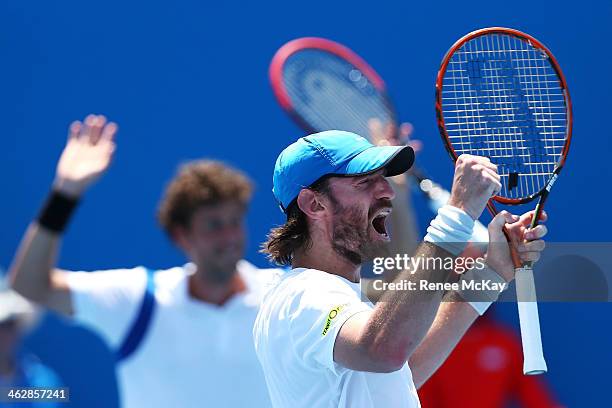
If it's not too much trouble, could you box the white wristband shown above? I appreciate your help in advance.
[457,264,508,315]
[424,205,475,256]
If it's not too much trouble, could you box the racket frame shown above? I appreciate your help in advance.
[435,27,573,206]
[269,36,396,134]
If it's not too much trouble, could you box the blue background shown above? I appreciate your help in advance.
[2,0,611,406]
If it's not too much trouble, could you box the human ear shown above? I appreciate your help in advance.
[296,189,327,220]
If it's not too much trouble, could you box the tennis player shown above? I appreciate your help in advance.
[9,114,278,407]
[254,130,547,407]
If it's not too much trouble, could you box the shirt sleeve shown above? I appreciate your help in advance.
[288,273,371,375]
[65,267,147,348]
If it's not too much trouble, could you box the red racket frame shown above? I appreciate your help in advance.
[269,37,396,134]
[435,27,573,207]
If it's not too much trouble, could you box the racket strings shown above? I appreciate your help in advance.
[440,33,568,199]
[282,49,394,137]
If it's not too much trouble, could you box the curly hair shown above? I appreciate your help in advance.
[260,177,331,266]
[157,160,253,236]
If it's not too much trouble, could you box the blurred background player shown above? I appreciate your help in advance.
[9,114,278,408]
[0,278,63,408]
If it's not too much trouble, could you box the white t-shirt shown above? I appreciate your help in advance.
[253,268,421,408]
[66,260,280,408]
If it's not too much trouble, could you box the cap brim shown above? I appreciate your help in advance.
[340,145,415,177]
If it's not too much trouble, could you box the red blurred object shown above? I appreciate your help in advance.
[418,315,562,408]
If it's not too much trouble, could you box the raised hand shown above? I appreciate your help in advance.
[447,154,501,220]
[53,114,118,197]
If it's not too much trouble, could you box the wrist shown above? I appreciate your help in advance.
[424,205,475,256]
[37,190,80,233]
[447,197,479,220]
[52,177,85,199]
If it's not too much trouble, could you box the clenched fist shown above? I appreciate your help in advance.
[447,154,501,220]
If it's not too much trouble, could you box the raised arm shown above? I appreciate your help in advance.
[334,154,503,372]
[9,115,117,315]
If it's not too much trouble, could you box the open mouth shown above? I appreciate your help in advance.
[370,208,391,240]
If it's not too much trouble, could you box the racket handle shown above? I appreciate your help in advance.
[488,201,547,375]
[515,266,547,375]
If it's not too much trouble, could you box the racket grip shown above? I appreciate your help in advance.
[515,266,547,375]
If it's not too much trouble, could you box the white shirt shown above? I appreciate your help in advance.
[66,260,280,408]
[253,268,421,408]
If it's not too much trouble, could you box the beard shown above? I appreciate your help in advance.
[330,199,391,266]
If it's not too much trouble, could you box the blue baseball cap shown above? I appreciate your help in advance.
[273,130,415,213]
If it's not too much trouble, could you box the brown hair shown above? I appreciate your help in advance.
[157,160,253,236]
[261,177,331,266]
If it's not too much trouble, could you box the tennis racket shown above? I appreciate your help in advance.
[436,27,572,375]
[269,37,461,217]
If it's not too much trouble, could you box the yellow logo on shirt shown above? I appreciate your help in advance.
[322,304,347,336]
